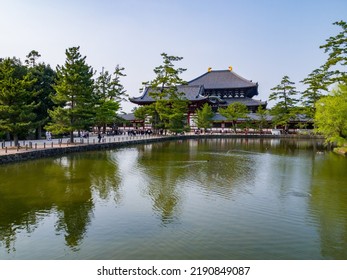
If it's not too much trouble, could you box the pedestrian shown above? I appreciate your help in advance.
[98,133,102,143]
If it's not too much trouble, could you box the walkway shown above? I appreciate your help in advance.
[0,134,160,155]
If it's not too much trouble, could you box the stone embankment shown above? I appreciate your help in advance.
[0,134,324,165]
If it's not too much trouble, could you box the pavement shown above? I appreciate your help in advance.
[0,134,156,155]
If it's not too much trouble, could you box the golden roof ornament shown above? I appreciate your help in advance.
[228,66,233,71]
[208,67,212,72]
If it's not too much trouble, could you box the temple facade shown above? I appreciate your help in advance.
[130,68,268,130]
[130,67,266,113]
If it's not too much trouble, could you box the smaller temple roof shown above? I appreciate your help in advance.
[222,97,266,107]
[129,85,208,104]
[212,113,273,122]
[188,70,258,89]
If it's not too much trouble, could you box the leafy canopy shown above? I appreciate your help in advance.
[315,83,347,146]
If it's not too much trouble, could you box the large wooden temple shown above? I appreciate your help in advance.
[130,67,268,129]
[130,67,266,113]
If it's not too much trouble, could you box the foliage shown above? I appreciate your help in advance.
[0,57,38,145]
[255,105,270,131]
[45,46,95,141]
[142,53,188,133]
[195,103,214,131]
[143,53,187,100]
[320,20,347,85]
[94,66,127,132]
[25,50,57,138]
[300,68,329,118]
[218,102,248,133]
[269,75,299,127]
[315,83,347,146]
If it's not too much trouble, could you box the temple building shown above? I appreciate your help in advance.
[129,67,268,130]
[188,67,266,112]
[130,67,266,113]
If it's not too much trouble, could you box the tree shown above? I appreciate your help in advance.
[218,102,248,133]
[94,66,127,133]
[25,50,56,139]
[320,20,347,85]
[0,57,38,145]
[255,105,269,132]
[143,53,188,134]
[195,103,214,132]
[25,50,41,67]
[45,46,95,142]
[269,75,299,128]
[300,68,329,118]
[315,83,347,146]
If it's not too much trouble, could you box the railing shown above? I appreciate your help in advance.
[0,134,161,155]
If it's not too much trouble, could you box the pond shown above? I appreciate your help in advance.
[0,138,347,260]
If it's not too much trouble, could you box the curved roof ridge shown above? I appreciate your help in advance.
[229,70,257,86]
[188,69,257,89]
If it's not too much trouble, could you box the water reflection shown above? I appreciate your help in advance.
[309,153,347,259]
[1,138,347,259]
[0,151,122,252]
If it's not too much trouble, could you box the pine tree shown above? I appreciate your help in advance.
[45,46,95,142]
[0,57,38,146]
[25,50,56,139]
[269,75,299,128]
[300,68,329,118]
[320,20,347,85]
[143,53,188,134]
[94,66,126,133]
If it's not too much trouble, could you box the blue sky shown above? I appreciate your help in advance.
[1,0,346,112]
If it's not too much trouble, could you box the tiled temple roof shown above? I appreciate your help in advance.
[188,70,258,89]
[129,85,208,104]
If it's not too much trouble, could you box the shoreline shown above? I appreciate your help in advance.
[0,134,325,165]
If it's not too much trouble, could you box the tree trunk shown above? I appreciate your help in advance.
[14,134,19,147]
[70,131,74,143]
[232,121,237,133]
[37,126,42,139]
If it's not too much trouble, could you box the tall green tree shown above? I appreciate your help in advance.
[218,102,248,133]
[195,103,214,132]
[300,68,329,118]
[94,66,127,133]
[315,84,347,146]
[0,57,38,145]
[143,53,188,134]
[45,46,95,142]
[269,75,299,128]
[320,20,347,85]
[25,50,56,139]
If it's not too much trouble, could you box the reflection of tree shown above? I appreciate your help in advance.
[0,151,122,253]
[310,153,347,259]
[136,140,257,224]
[89,152,122,203]
[137,142,188,224]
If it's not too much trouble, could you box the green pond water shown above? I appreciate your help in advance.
[0,138,347,260]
